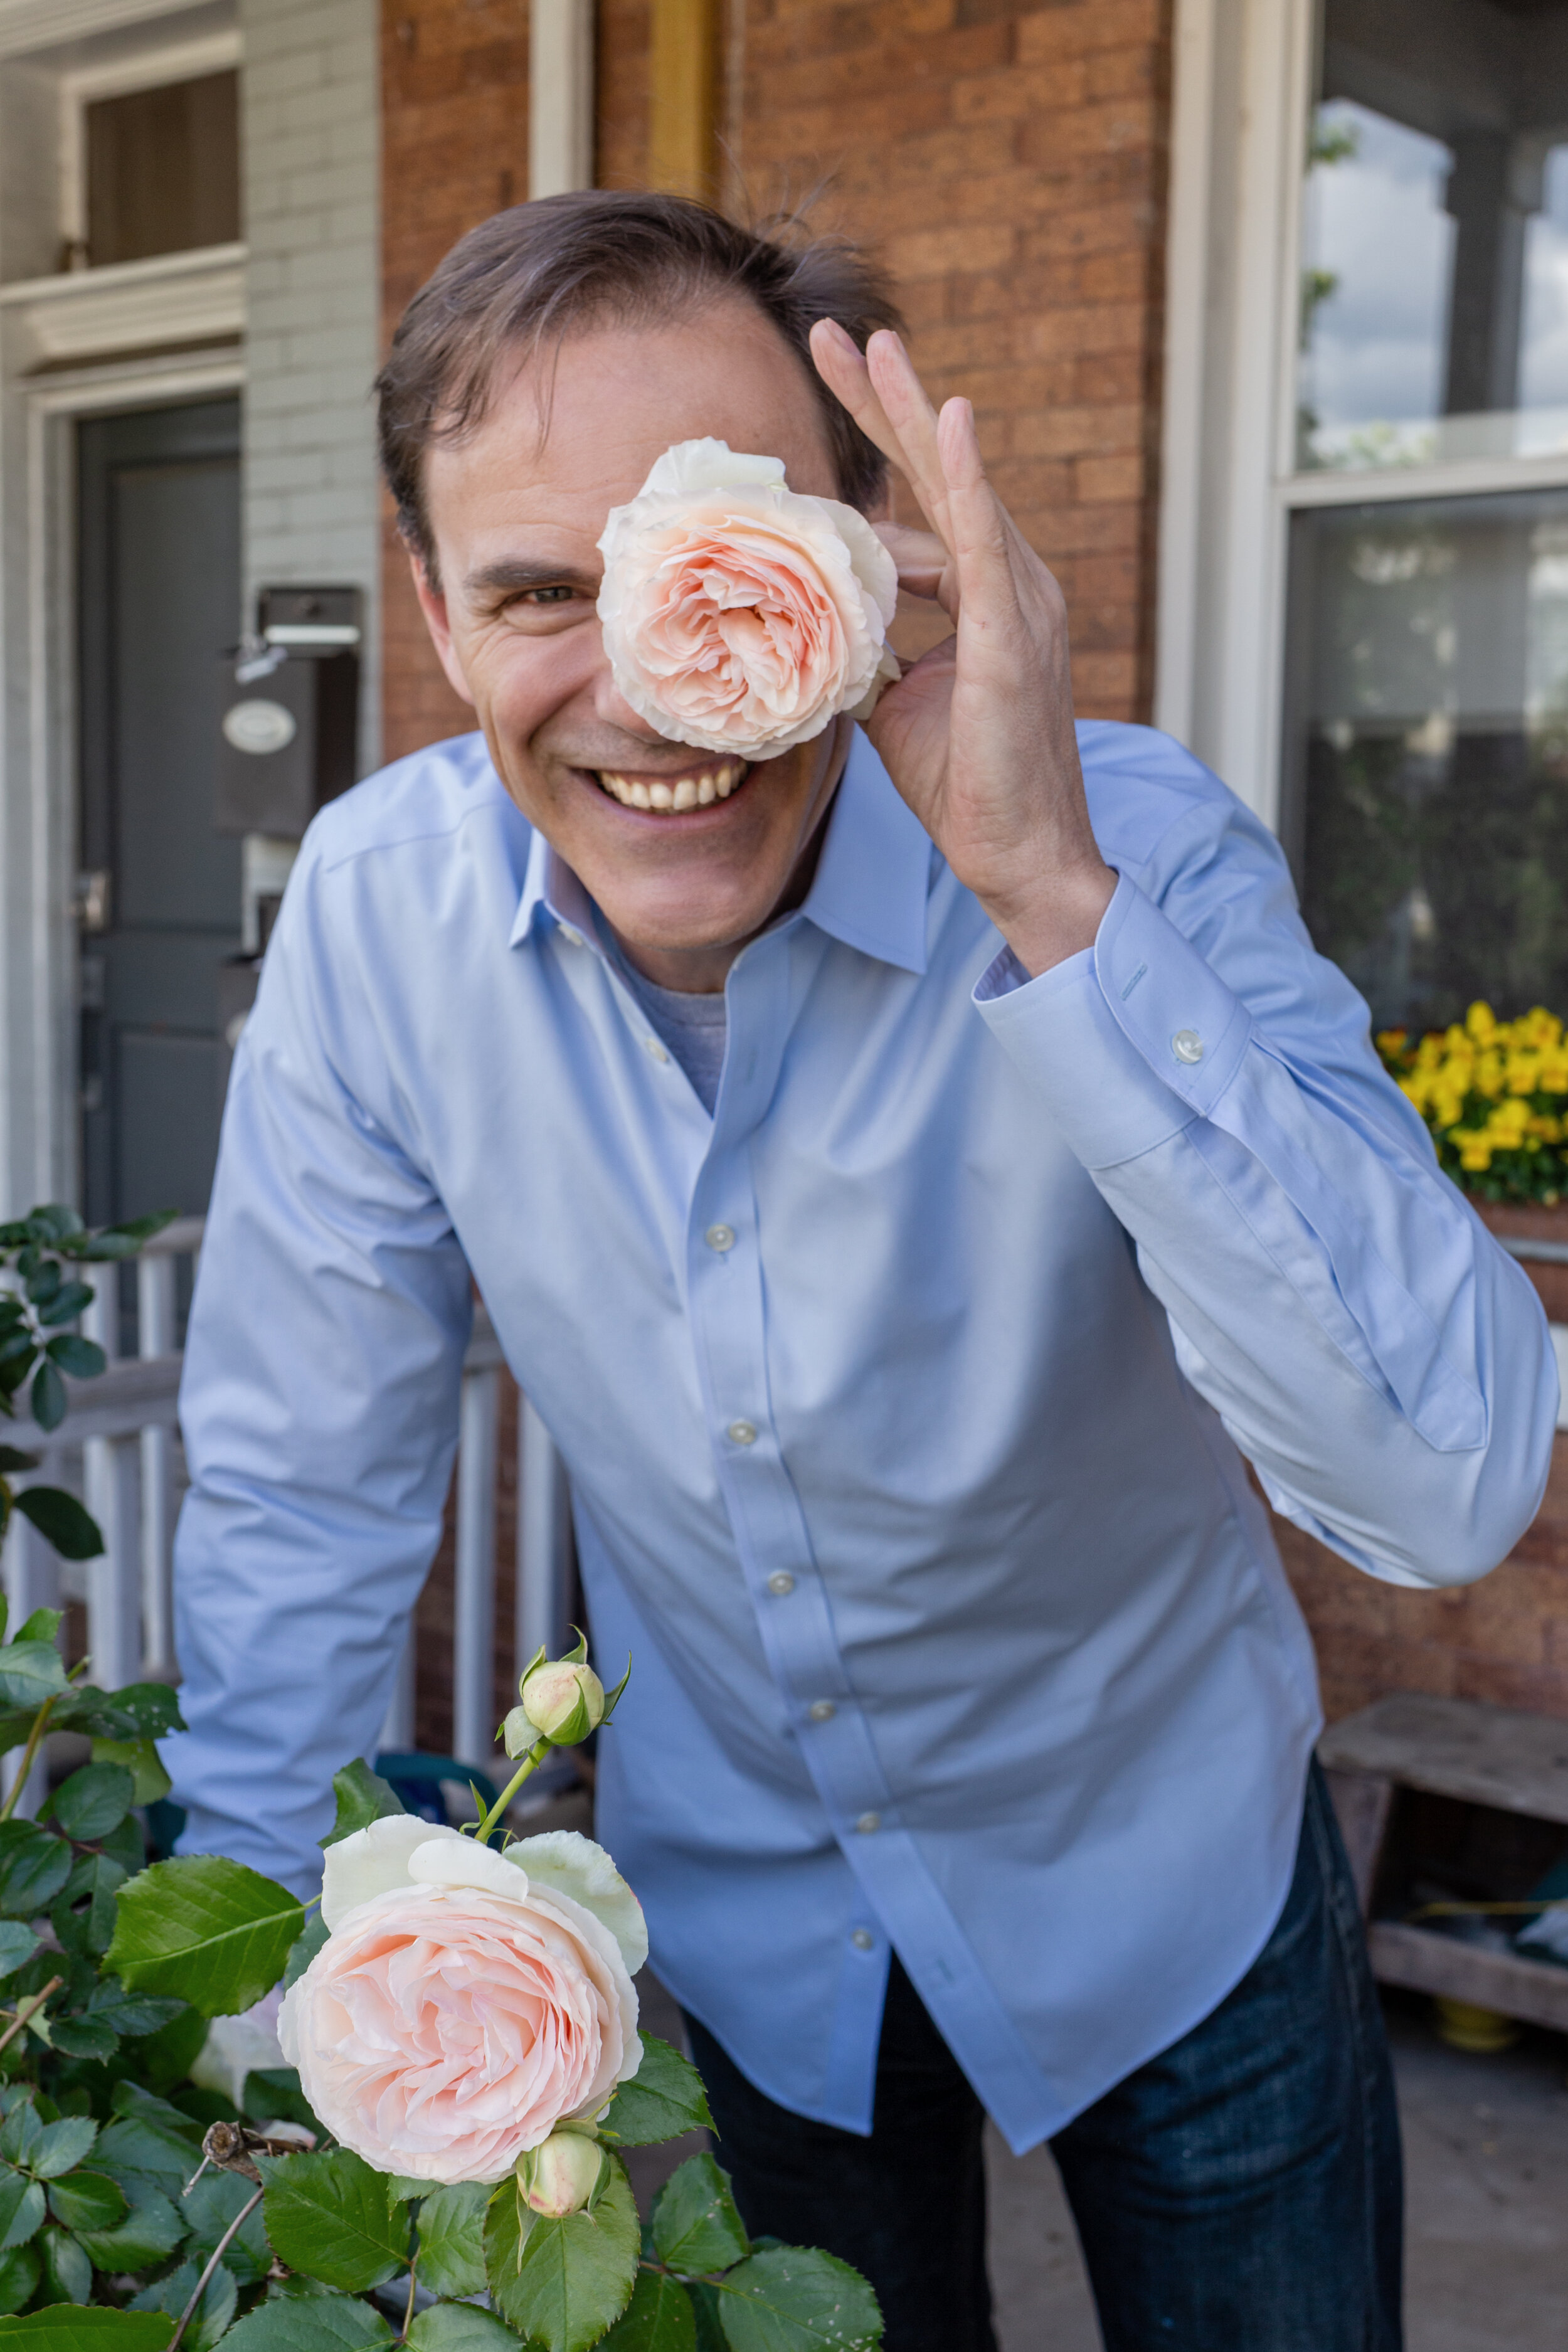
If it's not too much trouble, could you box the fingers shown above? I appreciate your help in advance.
[862,333,956,546]
[873,521,948,601]
[808,320,906,475]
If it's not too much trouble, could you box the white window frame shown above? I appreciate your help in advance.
[57,25,240,267]
[1155,0,1568,832]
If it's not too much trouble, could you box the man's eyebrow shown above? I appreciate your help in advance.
[462,557,598,598]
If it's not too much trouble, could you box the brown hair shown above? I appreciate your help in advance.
[375,189,905,578]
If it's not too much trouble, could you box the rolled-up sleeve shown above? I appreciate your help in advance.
[975,784,1558,1591]
[164,844,472,1893]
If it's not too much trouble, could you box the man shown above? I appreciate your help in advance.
[167,192,1556,2351]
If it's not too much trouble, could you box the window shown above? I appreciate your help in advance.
[82,68,239,269]
[1280,0,1568,1029]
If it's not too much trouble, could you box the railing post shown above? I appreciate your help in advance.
[452,1366,500,1767]
[137,1250,178,1678]
[519,1399,573,1672]
[83,1264,141,1692]
[0,1512,56,1814]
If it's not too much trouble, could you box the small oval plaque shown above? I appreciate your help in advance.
[223,697,297,756]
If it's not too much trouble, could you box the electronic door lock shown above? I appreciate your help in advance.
[216,585,361,840]
[73,869,111,933]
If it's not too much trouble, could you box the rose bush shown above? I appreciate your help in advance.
[0,1232,884,2349]
[596,438,899,759]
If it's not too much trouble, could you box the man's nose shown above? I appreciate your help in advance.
[590,657,665,744]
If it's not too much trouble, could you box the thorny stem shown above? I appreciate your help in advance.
[167,2185,265,2351]
[0,1698,56,1824]
[472,1739,551,1845]
[0,1976,61,2058]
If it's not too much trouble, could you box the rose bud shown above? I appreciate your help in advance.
[519,1658,606,1747]
[519,2127,607,2218]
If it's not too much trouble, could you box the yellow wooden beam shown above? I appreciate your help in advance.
[648,0,719,199]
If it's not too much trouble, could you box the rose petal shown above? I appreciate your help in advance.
[507,1830,649,1977]
[320,1814,456,1932]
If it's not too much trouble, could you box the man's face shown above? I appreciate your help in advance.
[415,300,854,974]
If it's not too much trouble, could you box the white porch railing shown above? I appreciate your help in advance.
[0,1218,573,1781]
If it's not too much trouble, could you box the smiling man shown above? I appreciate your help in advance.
[167,193,1557,2352]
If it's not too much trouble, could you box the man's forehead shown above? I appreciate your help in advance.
[426,304,840,541]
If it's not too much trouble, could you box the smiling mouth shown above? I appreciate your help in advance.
[593,756,751,813]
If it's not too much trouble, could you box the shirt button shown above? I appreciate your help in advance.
[766,1571,795,1596]
[851,1929,875,1952]
[1172,1029,1204,1065]
[643,1036,670,1063]
[728,1419,757,1446]
[705,1224,736,1253]
[557,924,584,948]
[854,1811,881,1835]
[808,1699,837,1722]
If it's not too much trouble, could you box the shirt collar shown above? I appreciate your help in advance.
[509,727,930,975]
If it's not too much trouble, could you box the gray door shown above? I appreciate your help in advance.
[77,399,242,1225]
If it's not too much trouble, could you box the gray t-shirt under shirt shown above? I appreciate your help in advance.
[623,968,728,1113]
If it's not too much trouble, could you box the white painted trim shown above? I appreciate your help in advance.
[0,0,201,62]
[529,0,593,199]
[16,352,243,1211]
[58,29,241,253]
[0,242,244,363]
[1155,0,1568,837]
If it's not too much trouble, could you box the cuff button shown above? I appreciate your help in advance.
[1172,1029,1204,1065]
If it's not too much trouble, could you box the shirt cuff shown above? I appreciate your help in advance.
[972,871,1254,1169]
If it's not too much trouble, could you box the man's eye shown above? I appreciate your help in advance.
[514,586,576,607]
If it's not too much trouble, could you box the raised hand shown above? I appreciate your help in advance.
[810,320,1115,976]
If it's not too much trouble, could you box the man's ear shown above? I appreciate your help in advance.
[409,551,477,709]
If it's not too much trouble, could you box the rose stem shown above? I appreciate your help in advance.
[0,1698,56,1824]
[0,1976,61,2058]
[168,2185,265,2350]
[400,2258,418,2341]
[472,1737,553,1845]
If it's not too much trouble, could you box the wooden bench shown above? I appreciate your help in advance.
[1319,1692,1568,2034]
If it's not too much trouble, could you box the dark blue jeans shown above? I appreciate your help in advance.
[684,1763,1402,2351]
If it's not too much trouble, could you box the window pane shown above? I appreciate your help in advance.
[1285,489,1568,1030]
[1299,0,1568,470]
[85,70,240,269]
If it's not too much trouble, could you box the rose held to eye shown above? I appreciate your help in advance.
[278,1819,645,2184]
[596,438,899,761]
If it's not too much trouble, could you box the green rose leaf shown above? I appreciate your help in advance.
[709,2247,883,2351]
[29,1365,66,1437]
[0,2174,43,2254]
[0,1643,68,1712]
[44,2170,125,2233]
[282,1910,329,1991]
[405,2309,525,2351]
[221,2293,394,2349]
[89,1739,170,1808]
[109,2084,202,2148]
[91,2115,192,2201]
[255,2148,410,2292]
[41,1339,103,1381]
[105,1857,304,2017]
[45,2017,117,2063]
[650,2157,749,2277]
[0,2109,41,2169]
[85,1982,184,2042]
[71,2183,184,2272]
[0,1928,38,1983]
[36,1286,93,1332]
[183,2173,270,2286]
[129,2260,235,2352]
[48,1765,133,1845]
[320,1759,406,1850]
[0,2313,174,2344]
[599,2038,714,2149]
[100,1684,184,1740]
[484,2160,640,2352]
[415,2180,489,2299]
[600,2266,699,2351]
[11,1615,58,1650]
[0,1825,71,1919]
[0,1452,36,1477]
[0,2243,38,2318]
[28,2122,98,2181]
[38,2223,91,2307]
[241,2067,319,2136]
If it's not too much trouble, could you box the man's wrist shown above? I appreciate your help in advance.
[984,861,1116,980]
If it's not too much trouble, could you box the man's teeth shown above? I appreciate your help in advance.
[596,759,748,812]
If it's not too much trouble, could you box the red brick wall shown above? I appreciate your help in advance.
[380,0,1172,760]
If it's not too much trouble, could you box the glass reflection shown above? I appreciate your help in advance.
[1299,0,1568,470]
[1286,489,1568,1030]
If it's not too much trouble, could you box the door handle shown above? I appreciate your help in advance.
[73,870,111,933]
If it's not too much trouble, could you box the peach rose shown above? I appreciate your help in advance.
[596,438,900,759]
[277,1818,645,2183]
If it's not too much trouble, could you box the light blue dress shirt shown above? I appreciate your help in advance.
[166,723,1557,2153]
